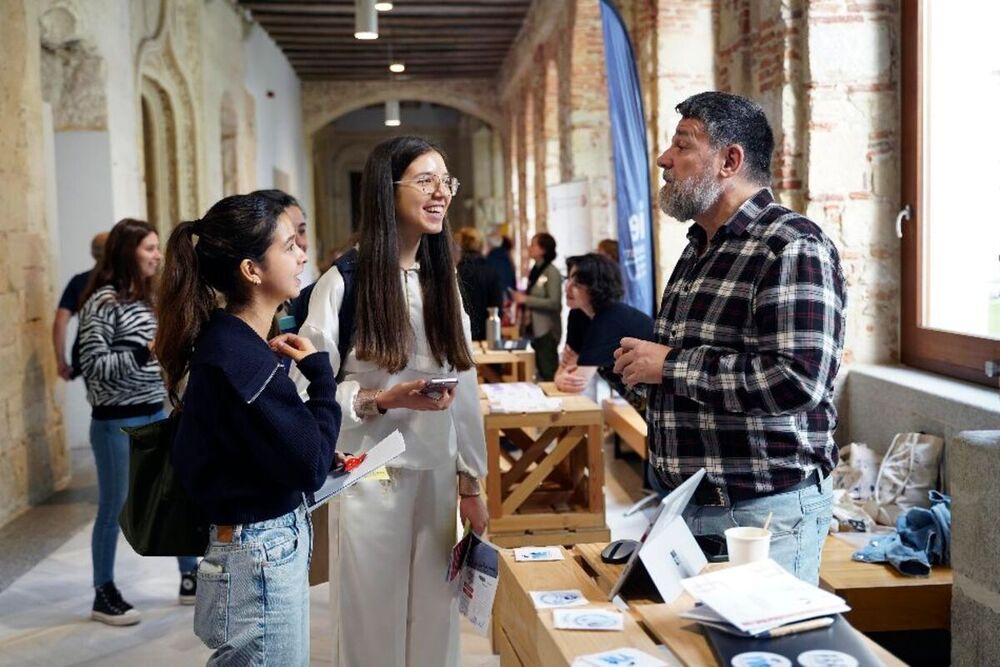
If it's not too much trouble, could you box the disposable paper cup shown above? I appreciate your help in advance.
[724,526,771,565]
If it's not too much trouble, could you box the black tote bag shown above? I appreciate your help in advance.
[118,413,208,557]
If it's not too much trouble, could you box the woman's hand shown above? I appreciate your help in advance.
[376,379,455,412]
[511,291,527,305]
[555,365,588,393]
[268,333,317,363]
[460,495,489,536]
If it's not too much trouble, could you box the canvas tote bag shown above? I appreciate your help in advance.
[863,432,944,526]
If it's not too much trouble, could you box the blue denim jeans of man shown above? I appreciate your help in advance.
[682,473,834,585]
[89,411,198,587]
[195,504,312,666]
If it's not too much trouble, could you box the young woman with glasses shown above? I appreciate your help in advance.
[297,135,488,666]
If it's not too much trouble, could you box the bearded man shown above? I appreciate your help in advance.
[608,92,846,584]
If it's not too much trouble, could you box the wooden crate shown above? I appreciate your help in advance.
[483,391,608,546]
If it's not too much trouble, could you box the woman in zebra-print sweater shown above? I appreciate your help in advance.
[77,218,199,626]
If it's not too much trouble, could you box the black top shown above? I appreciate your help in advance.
[576,301,654,368]
[484,247,516,293]
[565,309,591,353]
[457,254,504,341]
[173,310,341,524]
[59,269,92,378]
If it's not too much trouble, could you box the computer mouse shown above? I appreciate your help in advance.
[600,539,639,564]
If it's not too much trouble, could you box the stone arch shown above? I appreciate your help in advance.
[303,81,502,138]
[140,75,179,240]
[220,91,239,196]
[135,5,200,224]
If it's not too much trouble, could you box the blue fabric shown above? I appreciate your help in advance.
[485,247,516,293]
[599,0,655,316]
[195,505,312,665]
[89,409,197,586]
[683,474,834,585]
[853,491,951,576]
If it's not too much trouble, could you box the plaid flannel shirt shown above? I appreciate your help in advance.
[607,189,846,503]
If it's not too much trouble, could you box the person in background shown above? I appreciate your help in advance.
[76,219,198,626]
[596,238,619,263]
[455,227,503,341]
[611,91,845,584]
[157,193,341,664]
[512,232,562,380]
[297,135,488,667]
[555,253,653,395]
[485,231,517,294]
[53,232,107,380]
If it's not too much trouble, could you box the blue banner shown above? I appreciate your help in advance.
[599,0,655,316]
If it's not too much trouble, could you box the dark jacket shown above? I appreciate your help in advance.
[485,247,516,293]
[457,254,504,341]
[173,310,341,524]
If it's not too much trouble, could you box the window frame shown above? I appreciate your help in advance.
[900,0,1000,387]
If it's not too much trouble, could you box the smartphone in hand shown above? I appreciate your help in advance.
[419,377,459,400]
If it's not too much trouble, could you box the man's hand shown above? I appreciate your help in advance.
[613,337,671,386]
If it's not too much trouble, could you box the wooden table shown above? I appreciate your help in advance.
[495,543,907,666]
[819,533,952,632]
[473,341,536,383]
[483,386,609,548]
[602,397,647,459]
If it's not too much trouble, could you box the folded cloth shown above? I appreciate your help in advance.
[852,490,951,576]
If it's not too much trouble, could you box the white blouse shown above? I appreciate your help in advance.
[293,263,487,476]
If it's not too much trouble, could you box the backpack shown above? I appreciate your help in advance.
[287,248,358,366]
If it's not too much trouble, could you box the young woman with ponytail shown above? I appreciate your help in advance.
[156,192,342,665]
[296,136,488,666]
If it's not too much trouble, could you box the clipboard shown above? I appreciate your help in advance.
[307,430,406,511]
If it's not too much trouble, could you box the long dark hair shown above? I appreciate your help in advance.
[79,218,159,308]
[156,193,286,404]
[354,135,473,373]
[527,232,557,291]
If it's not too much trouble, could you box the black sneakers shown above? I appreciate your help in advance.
[91,582,141,626]
[178,570,197,605]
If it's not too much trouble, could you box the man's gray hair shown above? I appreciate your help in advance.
[675,92,774,186]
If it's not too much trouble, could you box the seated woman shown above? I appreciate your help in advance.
[555,253,654,395]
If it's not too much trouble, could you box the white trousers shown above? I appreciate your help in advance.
[329,459,460,667]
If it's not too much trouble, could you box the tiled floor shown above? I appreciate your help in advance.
[0,440,653,666]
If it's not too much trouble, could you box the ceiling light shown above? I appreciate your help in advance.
[389,62,405,73]
[354,0,378,40]
[384,100,401,127]
[375,2,394,10]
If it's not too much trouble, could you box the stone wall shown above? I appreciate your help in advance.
[499,0,899,368]
[949,430,1000,666]
[0,0,67,527]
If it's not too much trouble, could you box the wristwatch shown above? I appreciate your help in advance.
[458,471,481,497]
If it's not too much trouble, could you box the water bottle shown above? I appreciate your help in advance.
[486,307,502,350]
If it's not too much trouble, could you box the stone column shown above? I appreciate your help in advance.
[0,0,68,527]
[950,430,1000,665]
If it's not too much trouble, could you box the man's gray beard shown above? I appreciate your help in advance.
[658,167,723,221]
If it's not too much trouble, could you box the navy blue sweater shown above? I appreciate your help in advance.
[173,310,341,524]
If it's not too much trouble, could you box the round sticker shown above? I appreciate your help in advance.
[730,652,793,667]
[797,650,860,667]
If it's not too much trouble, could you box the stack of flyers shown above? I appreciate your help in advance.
[570,648,669,667]
[552,608,624,631]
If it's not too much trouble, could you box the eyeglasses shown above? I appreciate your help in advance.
[394,174,460,197]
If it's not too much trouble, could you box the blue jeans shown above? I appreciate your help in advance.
[195,505,312,666]
[89,411,198,587]
[682,473,834,585]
